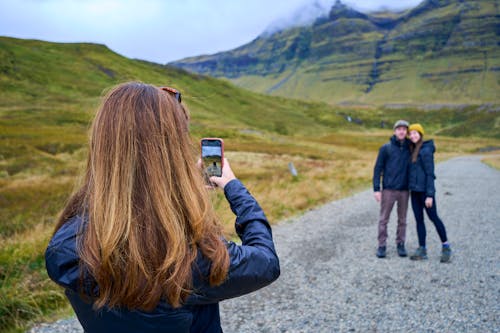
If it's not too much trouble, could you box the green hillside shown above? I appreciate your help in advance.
[1,36,499,333]
[171,0,500,105]
[0,36,363,333]
[0,36,341,138]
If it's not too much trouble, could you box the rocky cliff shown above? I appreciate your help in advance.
[171,0,500,105]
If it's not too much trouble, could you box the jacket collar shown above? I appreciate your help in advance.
[390,135,410,147]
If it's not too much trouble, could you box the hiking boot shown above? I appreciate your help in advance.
[440,246,452,263]
[397,243,407,257]
[410,247,428,260]
[376,246,386,258]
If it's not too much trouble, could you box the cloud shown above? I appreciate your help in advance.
[262,0,332,35]
[0,0,424,63]
[345,0,423,12]
[261,0,423,35]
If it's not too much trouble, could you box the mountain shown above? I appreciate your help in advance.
[170,0,500,105]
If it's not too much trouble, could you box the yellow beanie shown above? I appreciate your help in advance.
[409,123,425,136]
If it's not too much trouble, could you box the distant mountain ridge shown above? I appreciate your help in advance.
[171,0,500,105]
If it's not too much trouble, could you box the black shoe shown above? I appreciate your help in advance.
[376,246,386,258]
[410,247,428,260]
[441,246,452,263]
[397,243,407,257]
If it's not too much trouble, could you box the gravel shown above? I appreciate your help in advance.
[29,156,500,333]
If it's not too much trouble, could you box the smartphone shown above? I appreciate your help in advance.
[201,138,224,178]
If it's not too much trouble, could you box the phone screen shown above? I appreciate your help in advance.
[201,139,223,177]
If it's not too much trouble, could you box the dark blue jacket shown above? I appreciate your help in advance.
[409,140,436,197]
[373,135,411,192]
[45,179,280,333]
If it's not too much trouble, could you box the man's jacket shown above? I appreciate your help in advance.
[373,135,411,192]
[409,140,436,197]
[45,179,280,333]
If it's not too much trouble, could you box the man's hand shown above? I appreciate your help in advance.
[374,191,382,202]
[425,197,433,208]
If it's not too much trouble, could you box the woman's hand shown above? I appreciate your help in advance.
[209,158,236,189]
[425,197,433,208]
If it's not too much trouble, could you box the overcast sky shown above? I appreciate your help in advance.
[0,0,423,64]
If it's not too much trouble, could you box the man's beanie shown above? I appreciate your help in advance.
[393,119,409,130]
[409,123,425,136]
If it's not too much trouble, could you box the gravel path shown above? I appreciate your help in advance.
[29,156,500,333]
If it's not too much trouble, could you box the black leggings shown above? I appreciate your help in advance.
[410,191,448,247]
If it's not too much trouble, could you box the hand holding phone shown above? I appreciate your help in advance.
[209,158,236,189]
[201,138,224,178]
[200,138,237,189]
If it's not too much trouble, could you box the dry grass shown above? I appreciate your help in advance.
[213,150,373,236]
[210,132,498,235]
[1,130,499,332]
[481,154,500,170]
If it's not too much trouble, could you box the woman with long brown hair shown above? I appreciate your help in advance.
[45,82,280,332]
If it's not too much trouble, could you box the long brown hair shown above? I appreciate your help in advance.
[55,82,229,310]
[410,138,423,163]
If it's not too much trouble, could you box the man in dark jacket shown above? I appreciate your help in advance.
[373,120,411,258]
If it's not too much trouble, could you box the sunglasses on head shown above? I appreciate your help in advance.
[160,86,182,103]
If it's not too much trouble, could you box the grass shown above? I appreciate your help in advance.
[0,224,70,333]
[1,36,500,333]
[481,154,500,170]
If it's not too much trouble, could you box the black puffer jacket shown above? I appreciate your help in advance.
[409,140,436,197]
[45,179,280,333]
[373,135,411,192]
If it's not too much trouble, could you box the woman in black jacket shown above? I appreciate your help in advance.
[408,124,451,263]
[45,82,280,332]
